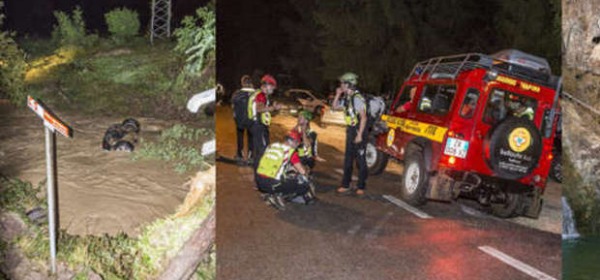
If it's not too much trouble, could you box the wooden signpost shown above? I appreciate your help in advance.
[27,96,73,274]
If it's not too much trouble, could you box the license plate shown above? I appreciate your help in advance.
[444,137,469,159]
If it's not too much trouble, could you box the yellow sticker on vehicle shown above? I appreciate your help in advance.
[508,127,531,152]
[496,75,541,93]
[381,115,448,143]
[386,128,395,147]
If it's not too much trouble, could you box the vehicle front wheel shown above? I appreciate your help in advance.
[490,192,522,218]
[366,141,388,175]
[401,152,428,206]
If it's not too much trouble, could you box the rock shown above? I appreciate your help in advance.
[0,212,27,242]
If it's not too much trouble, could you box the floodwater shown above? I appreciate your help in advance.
[0,103,190,236]
[563,236,600,280]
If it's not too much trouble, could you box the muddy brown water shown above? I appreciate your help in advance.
[0,103,202,236]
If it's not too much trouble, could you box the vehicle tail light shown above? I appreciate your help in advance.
[547,153,553,161]
[448,156,456,165]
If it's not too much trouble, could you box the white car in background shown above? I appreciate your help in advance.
[274,88,328,116]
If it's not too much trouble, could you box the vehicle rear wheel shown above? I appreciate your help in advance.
[550,153,562,183]
[366,141,388,175]
[490,192,522,218]
[401,152,428,206]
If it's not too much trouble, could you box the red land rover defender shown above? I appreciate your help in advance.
[368,49,561,218]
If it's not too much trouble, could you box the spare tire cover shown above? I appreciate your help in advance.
[485,117,542,180]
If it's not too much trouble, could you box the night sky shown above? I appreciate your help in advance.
[4,0,209,37]
[217,0,295,93]
[217,0,560,95]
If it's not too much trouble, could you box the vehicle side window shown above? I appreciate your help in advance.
[393,86,416,113]
[417,85,456,115]
[302,92,313,100]
[483,88,538,126]
[460,89,479,119]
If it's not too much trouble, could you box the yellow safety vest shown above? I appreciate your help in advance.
[257,143,293,180]
[344,91,365,127]
[248,90,272,126]
[297,129,313,158]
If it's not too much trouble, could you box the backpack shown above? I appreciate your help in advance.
[361,94,386,128]
[232,89,253,128]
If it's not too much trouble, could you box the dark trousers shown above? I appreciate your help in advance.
[342,126,368,189]
[251,122,270,169]
[256,176,309,196]
[236,125,253,158]
[301,157,315,169]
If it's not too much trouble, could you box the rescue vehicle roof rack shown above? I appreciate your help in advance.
[409,52,559,89]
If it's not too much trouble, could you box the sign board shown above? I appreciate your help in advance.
[26,95,73,274]
[27,96,73,138]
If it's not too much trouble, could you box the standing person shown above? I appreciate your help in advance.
[332,72,368,196]
[256,130,314,209]
[248,74,281,168]
[231,75,255,163]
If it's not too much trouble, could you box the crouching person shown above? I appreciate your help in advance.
[256,130,315,210]
[295,110,324,170]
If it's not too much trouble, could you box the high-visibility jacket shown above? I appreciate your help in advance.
[257,143,293,180]
[344,91,365,127]
[297,128,314,158]
[248,90,271,126]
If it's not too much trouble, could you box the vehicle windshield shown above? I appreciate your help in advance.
[482,88,538,126]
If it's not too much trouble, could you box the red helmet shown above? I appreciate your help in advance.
[261,74,277,87]
[286,129,302,142]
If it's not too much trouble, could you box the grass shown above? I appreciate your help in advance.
[134,124,214,173]
[0,176,215,279]
[20,37,213,118]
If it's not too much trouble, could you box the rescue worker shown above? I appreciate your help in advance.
[248,74,281,168]
[294,110,325,169]
[395,87,416,113]
[332,72,368,196]
[256,130,314,209]
[232,75,255,162]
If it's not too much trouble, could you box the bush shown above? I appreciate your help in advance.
[51,6,91,47]
[105,8,140,45]
[173,2,215,75]
[0,0,27,104]
[134,124,213,173]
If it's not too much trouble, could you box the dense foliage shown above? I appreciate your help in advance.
[283,0,561,94]
[105,8,140,45]
[0,0,26,104]
[174,2,215,75]
[51,7,94,47]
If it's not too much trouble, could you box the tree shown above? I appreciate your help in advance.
[0,0,26,104]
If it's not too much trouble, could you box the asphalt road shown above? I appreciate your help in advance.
[216,106,561,280]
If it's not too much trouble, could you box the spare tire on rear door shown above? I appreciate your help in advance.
[485,117,542,180]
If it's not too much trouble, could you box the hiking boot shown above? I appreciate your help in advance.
[234,154,244,163]
[336,186,352,195]
[265,194,286,210]
[303,192,316,205]
[355,189,365,197]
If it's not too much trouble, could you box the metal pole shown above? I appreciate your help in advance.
[45,127,57,274]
